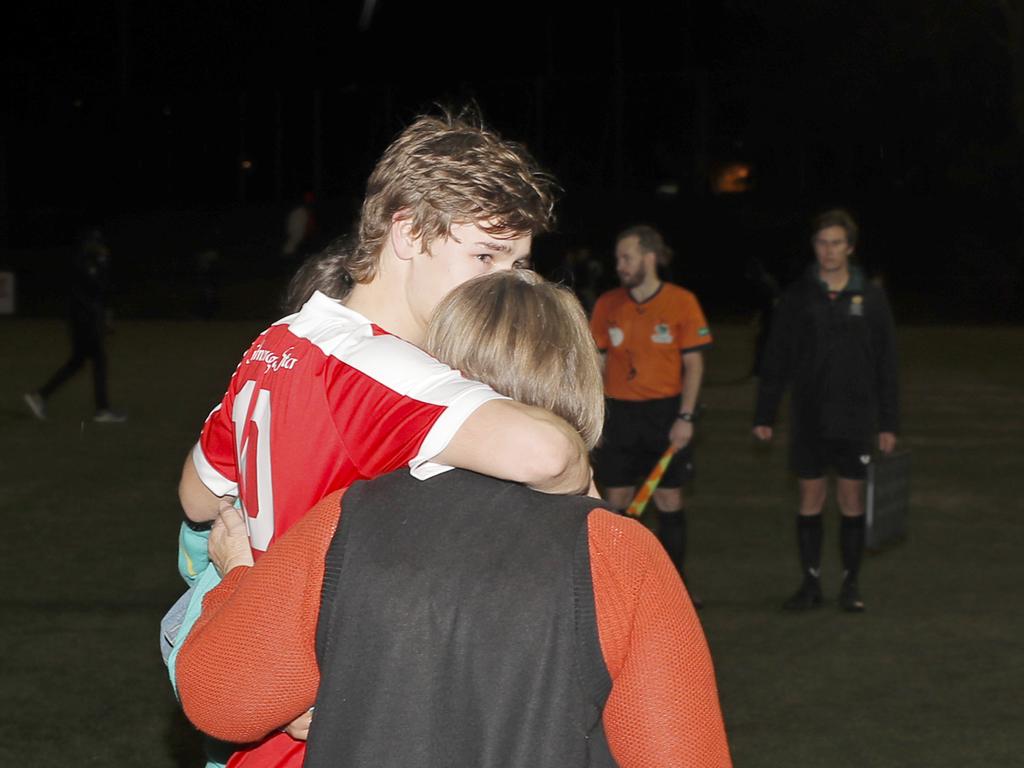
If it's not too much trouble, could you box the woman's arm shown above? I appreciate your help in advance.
[176,492,344,743]
[589,509,733,767]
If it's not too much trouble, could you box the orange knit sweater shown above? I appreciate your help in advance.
[177,491,732,768]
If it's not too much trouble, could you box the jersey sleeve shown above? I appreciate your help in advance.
[589,509,732,767]
[176,492,342,743]
[192,333,270,497]
[193,399,239,497]
[590,296,611,351]
[679,292,713,352]
[324,335,507,478]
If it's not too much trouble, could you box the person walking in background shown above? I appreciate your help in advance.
[281,191,318,260]
[590,224,712,606]
[753,209,899,612]
[24,227,126,423]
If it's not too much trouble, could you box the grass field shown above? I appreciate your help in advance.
[1,319,1021,767]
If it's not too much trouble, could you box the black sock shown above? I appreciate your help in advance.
[657,508,687,579]
[840,515,866,582]
[796,515,823,581]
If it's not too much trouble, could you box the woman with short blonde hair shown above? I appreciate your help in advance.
[180,271,732,768]
[426,269,604,450]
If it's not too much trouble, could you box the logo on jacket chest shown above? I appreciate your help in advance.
[651,323,674,344]
[849,295,864,317]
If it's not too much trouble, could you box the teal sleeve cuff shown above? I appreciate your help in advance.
[178,523,211,586]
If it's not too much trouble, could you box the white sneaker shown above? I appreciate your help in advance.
[94,409,128,423]
[23,393,46,420]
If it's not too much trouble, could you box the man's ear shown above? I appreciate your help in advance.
[390,213,418,261]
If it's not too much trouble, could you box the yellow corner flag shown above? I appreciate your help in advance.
[625,446,678,518]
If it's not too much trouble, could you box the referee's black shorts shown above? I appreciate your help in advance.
[593,396,694,490]
[790,423,872,480]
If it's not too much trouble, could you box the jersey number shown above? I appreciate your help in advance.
[232,381,274,552]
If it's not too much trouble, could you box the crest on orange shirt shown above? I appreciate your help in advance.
[651,323,674,344]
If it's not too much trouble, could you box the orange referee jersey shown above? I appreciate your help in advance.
[591,283,713,401]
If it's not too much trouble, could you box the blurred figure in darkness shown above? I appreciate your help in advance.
[195,245,222,320]
[23,228,126,423]
[281,192,318,260]
[557,245,603,314]
[744,254,781,378]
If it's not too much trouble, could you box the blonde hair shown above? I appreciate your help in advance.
[348,109,558,284]
[425,271,604,450]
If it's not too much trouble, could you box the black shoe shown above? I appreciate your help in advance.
[839,577,865,613]
[782,578,823,611]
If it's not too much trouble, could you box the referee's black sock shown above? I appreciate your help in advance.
[796,514,823,582]
[656,508,687,579]
[840,514,866,582]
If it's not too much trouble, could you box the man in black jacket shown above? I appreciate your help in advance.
[753,209,899,612]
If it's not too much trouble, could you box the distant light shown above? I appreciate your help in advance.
[241,159,253,170]
[73,99,83,108]
[711,162,753,194]
[162,105,172,117]
[656,182,680,196]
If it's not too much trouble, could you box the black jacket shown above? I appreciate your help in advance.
[307,469,617,768]
[68,232,111,328]
[754,265,899,441]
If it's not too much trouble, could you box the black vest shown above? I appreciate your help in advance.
[305,469,618,768]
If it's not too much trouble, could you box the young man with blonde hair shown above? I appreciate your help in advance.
[178,270,733,768]
[179,111,589,540]
[754,208,899,612]
[173,111,591,766]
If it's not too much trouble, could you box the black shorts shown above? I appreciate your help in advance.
[790,429,872,480]
[593,396,694,489]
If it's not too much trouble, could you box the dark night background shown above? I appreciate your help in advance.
[2,6,1023,767]
[3,0,1023,322]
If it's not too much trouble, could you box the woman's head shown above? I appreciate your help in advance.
[425,270,604,450]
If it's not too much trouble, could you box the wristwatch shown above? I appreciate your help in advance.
[677,411,696,423]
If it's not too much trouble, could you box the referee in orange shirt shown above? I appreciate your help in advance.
[590,225,713,606]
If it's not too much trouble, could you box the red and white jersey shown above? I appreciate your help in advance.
[191,291,506,555]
